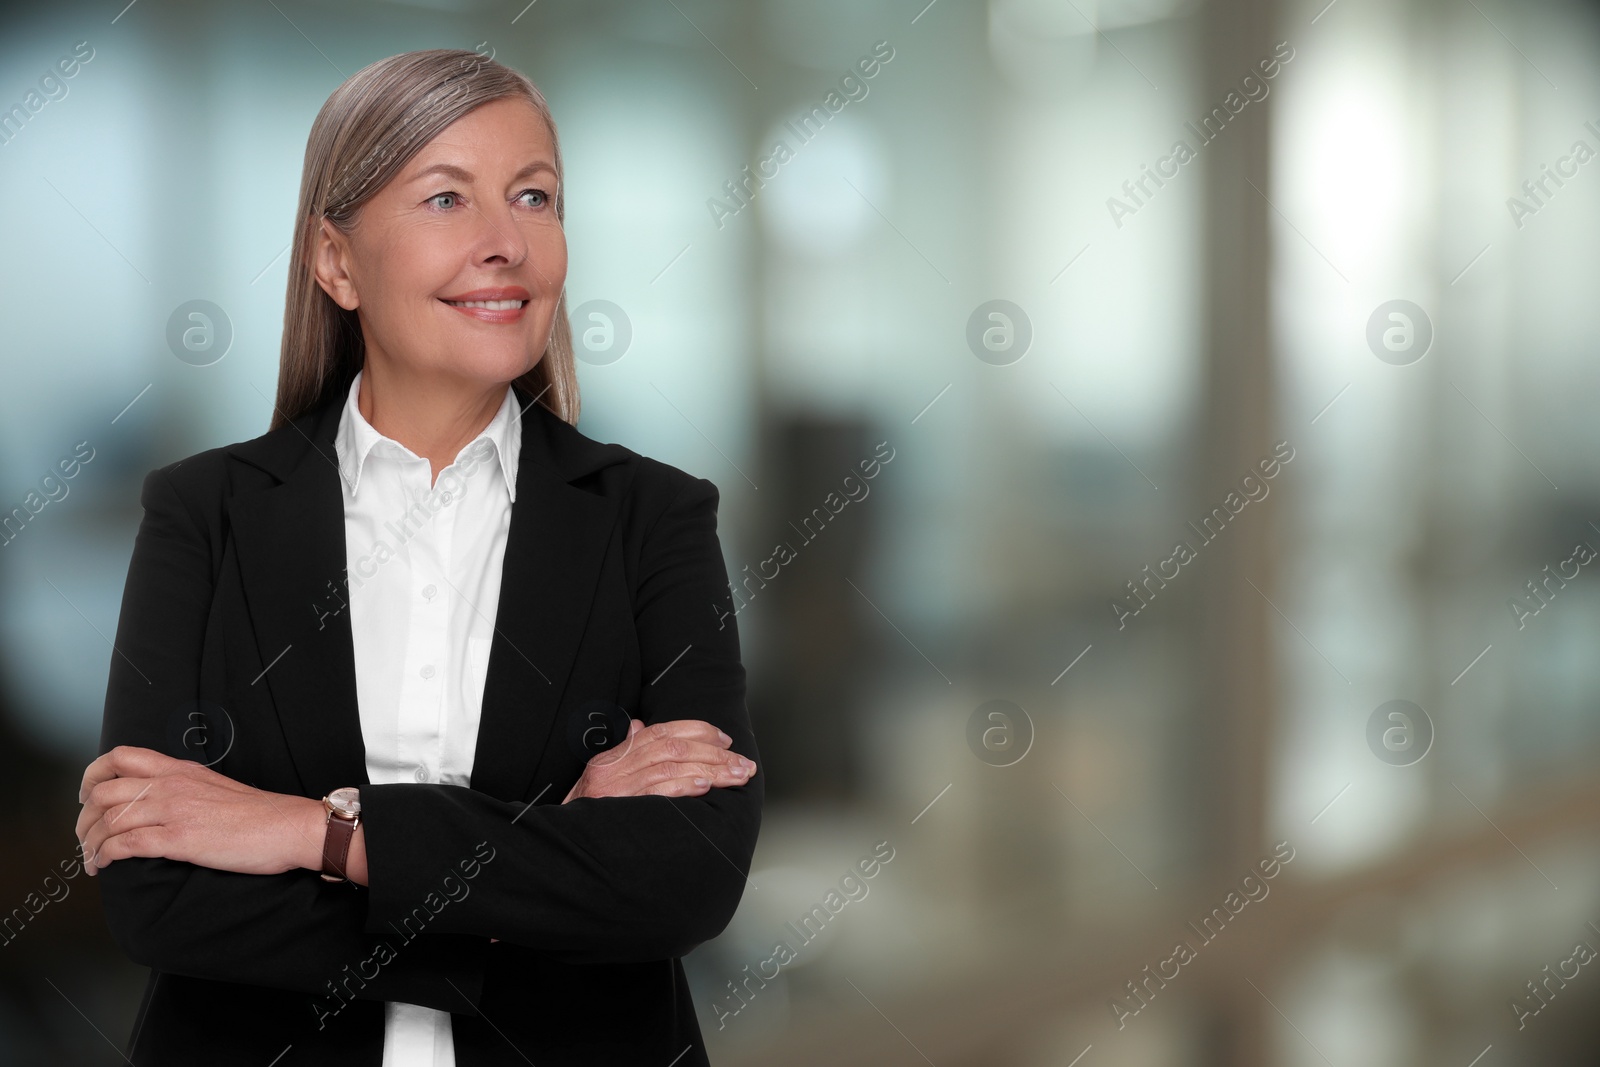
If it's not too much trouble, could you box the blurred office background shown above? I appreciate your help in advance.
[3,0,1600,1062]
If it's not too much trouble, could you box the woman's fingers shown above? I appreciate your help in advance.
[564,719,754,801]
[601,755,757,798]
[599,735,752,785]
[78,779,167,875]
[584,721,689,772]
[85,820,171,874]
[596,768,718,799]
[625,720,738,767]
[78,745,176,804]
[75,775,161,842]
[641,755,746,787]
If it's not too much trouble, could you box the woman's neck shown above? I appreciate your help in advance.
[357,363,508,486]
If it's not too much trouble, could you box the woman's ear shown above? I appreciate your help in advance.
[309,216,361,310]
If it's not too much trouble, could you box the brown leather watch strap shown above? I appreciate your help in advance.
[320,806,358,883]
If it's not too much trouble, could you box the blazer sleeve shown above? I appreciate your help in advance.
[94,467,490,1016]
[356,472,764,963]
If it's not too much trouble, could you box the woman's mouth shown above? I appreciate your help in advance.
[439,297,529,323]
[443,299,526,310]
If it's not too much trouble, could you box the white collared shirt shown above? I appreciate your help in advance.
[333,369,520,1067]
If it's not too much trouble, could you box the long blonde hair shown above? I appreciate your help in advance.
[271,49,578,431]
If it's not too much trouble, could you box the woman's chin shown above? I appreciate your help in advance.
[425,352,541,386]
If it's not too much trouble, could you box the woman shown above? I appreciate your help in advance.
[73,49,761,1066]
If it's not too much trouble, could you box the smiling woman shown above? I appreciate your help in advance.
[275,64,575,459]
[78,49,761,1067]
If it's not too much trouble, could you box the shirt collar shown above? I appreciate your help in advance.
[333,369,521,503]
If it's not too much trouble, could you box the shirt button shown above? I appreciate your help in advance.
[421,665,436,679]
[422,584,437,600]
[440,491,453,504]
[414,766,430,783]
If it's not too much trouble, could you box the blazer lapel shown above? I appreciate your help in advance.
[227,398,369,799]
[225,382,625,804]
[468,391,623,802]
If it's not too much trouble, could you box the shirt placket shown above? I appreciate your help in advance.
[396,460,453,786]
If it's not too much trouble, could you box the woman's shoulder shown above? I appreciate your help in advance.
[534,403,718,514]
[495,407,725,554]
[138,400,333,526]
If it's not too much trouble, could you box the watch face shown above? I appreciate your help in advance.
[328,787,361,816]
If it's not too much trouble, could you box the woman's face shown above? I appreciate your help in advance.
[313,96,567,391]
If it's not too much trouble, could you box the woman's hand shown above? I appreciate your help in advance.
[562,719,756,803]
[76,746,324,878]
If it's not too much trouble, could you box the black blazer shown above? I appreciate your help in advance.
[94,382,762,1066]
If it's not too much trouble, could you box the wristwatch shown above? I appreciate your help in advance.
[320,787,362,883]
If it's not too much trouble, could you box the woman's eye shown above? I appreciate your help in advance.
[425,188,548,212]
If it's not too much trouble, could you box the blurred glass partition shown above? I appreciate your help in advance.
[4,0,1600,1063]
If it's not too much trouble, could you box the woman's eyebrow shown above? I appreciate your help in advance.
[409,160,556,184]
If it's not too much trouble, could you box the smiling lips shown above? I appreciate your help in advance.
[439,286,531,324]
